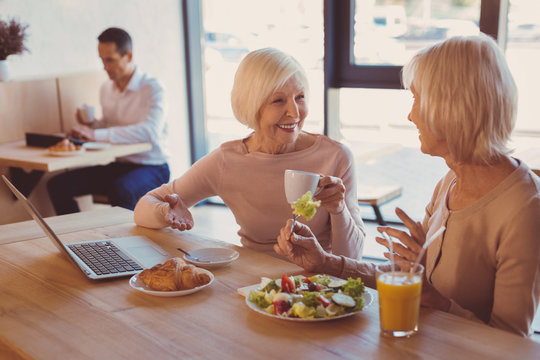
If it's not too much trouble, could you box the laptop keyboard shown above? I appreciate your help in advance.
[68,241,143,275]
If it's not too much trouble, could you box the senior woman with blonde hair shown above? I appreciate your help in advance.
[134,48,365,258]
[274,34,540,336]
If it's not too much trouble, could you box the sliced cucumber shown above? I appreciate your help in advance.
[325,303,340,316]
[332,293,356,308]
[328,279,348,288]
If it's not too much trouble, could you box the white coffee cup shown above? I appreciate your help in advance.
[78,104,95,124]
[284,169,320,204]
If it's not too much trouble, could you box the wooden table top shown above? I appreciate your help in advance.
[1,207,539,359]
[0,140,152,172]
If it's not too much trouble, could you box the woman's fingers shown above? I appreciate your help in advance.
[273,243,287,257]
[164,194,179,209]
[314,177,344,198]
[383,252,407,263]
[395,208,425,245]
[376,237,418,261]
[277,220,294,254]
[378,225,423,254]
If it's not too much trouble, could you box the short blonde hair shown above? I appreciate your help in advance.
[402,34,517,164]
[231,48,309,129]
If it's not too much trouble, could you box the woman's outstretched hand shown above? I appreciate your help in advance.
[164,194,194,231]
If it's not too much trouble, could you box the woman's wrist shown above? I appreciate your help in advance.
[328,201,346,216]
[321,253,344,277]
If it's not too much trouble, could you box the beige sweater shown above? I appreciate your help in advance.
[134,135,366,259]
[340,160,540,336]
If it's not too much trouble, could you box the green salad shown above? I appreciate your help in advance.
[291,191,321,221]
[248,274,365,319]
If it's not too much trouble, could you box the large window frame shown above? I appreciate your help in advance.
[323,0,504,140]
[324,0,502,90]
[184,0,506,162]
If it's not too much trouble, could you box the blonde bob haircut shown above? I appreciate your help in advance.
[231,48,309,130]
[402,34,517,164]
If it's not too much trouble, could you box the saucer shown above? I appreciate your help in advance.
[183,247,239,269]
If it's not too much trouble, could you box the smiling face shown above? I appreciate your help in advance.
[253,74,308,153]
[408,85,448,158]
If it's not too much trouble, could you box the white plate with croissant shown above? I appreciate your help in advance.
[129,257,214,297]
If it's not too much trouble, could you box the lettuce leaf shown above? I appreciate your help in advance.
[291,191,321,221]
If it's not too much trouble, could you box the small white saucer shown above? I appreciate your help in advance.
[183,248,239,269]
[83,142,111,151]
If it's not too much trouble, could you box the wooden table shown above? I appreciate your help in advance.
[0,140,152,172]
[1,208,539,359]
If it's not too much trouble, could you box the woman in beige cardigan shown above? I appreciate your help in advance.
[275,34,540,337]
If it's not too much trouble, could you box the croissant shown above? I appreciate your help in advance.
[138,257,211,291]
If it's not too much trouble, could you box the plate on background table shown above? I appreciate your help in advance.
[183,247,239,269]
[83,142,111,151]
[129,268,214,297]
[48,148,85,156]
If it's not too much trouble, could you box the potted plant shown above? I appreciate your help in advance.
[0,17,29,81]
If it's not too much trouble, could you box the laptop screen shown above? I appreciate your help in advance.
[2,175,71,255]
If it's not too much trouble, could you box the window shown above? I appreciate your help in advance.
[200,0,324,154]
[325,1,512,259]
[505,0,540,133]
[353,1,480,67]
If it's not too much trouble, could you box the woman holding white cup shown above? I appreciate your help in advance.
[134,48,366,259]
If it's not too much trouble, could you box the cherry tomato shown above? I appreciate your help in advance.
[281,274,296,293]
[317,295,331,307]
[274,300,291,315]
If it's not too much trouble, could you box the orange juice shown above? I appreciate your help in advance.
[377,271,422,337]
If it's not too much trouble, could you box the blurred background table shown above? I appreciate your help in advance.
[0,139,152,172]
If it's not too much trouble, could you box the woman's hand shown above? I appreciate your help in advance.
[376,207,451,312]
[164,194,193,231]
[313,175,345,215]
[274,219,329,272]
[375,207,425,263]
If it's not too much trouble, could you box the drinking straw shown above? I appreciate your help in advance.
[411,226,446,274]
[381,231,395,274]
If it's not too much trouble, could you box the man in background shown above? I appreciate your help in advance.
[47,27,170,214]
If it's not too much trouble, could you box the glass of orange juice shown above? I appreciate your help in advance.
[376,260,424,338]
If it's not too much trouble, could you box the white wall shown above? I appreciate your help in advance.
[0,0,191,224]
[0,0,191,178]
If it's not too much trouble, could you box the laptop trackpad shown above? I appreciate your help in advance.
[112,236,170,268]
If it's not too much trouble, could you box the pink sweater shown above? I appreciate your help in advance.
[134,135,366,259]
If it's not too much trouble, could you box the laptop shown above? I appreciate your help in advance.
[2,175,170,280]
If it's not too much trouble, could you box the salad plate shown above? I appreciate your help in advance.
[129,268,214,297]
[183,247,239,269]
[243,274,374,322]
[245,288,374,322]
